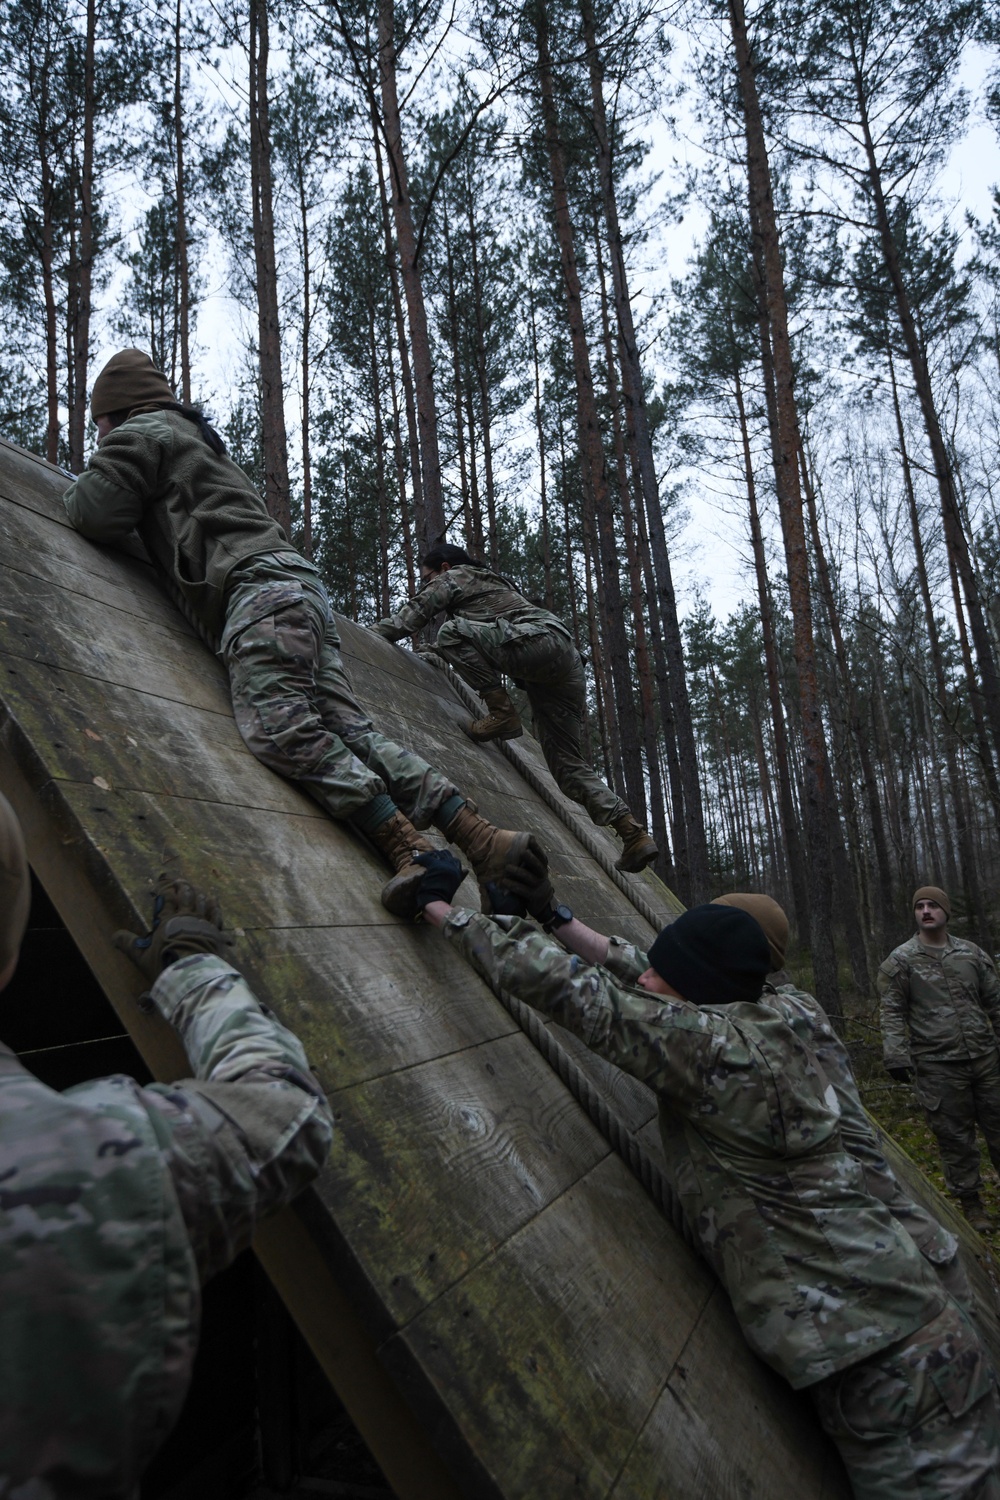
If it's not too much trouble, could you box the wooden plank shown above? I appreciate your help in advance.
[0,501,194,638]
[611,1284,849,1499]
[381,1154,717,1500]
[320,1032,610,1330]
[1,560,230,715]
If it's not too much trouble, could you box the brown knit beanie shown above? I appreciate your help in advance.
[713,892,789,972]
[913,885,951,919]
[0,793,30,977]
[90,349,174,421]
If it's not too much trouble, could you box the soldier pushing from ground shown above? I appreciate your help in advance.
[406,851,1000,1498]
[371,543,659,874]
[62,351,546,921]
[0,793,334,1495]
[879,886,1000,1234]
[716,892,972,1311]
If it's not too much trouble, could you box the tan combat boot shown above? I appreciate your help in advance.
[959,1193,991,1234]
[368,810,437,918]
[612,812,658,874]
[467,687,523,743]
[443,801,544,886]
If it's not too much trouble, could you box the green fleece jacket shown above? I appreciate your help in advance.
[63,409,288,637]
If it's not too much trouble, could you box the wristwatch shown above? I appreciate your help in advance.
[543,903,573,932]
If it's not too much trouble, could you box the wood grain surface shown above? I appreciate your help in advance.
[0,436,854,1498]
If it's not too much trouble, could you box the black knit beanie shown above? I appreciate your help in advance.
[646,904,771,1006]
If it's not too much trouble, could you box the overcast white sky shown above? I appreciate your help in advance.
[89,32,1000,623]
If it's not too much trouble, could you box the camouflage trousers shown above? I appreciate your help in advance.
[223,577,459,826]
[811,1303,1000,1499]
[434,618,628,826]
[913,1051,1000,1199]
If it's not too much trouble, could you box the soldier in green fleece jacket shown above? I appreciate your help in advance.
[62,350,545,919]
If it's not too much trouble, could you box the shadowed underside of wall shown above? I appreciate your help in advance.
[0,436,862,1498]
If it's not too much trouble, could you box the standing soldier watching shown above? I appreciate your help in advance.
[879,886,1000,1233]
[62,351,545,921]
[0,792,334,1495]
[371,543,659,874]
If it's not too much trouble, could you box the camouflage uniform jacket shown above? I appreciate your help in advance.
[761,983,958,1268]
[372,564,572,644]
[442,911,948,1389]
[63,409,291,638]
[0,953,333,1499]
[878,934,1000,1069]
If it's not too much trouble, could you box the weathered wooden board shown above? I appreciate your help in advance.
[0,437,852,1499]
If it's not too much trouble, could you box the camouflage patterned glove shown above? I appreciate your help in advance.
[114,874,235,982]
[887,1065,913,1085]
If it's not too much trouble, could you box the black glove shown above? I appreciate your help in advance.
[502,857,555,923]
[413,850,466,911]
[502,835,549,902]
[482,881,529,918]
[887,1065,913,1085]
[114,875,235,982]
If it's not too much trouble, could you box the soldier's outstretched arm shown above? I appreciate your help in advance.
[371,572,456,640]
[114,878,334,1285]
[63,414,169,542]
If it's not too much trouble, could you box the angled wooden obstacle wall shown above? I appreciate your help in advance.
[2,434,865,1498]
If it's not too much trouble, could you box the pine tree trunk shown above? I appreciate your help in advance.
[373,112,423,574]
[848,37,1000,766]
[296,140,313,557]
[377,0,444,550]
[886,341,991,942]
[466,195,498,563]
[579,0,708,896]
[249,0,291,534]
[732,348,808,931]
[529,295,555,610]
[173,0,191,403]
[535,0,644,819]
[731,0,840,1014]
[68,0,96,472]
[799,443,895,949]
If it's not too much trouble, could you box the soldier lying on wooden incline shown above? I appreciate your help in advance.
[407,849,1000,1499]
[62,350,547,920]
[371,541,659,875]
[0,793,334,1496]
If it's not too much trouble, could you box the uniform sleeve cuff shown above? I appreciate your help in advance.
[149,952,243,1019]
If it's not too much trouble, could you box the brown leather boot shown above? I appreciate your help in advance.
[612,812,658,874]
[443,801,545,886]
[368,810,437,918]
[467,687,523,743]
[960,1193,991,1234]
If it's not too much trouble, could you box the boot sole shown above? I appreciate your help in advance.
[466,725,523,743]
[615,842,659,874]
[380,869,424,919]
